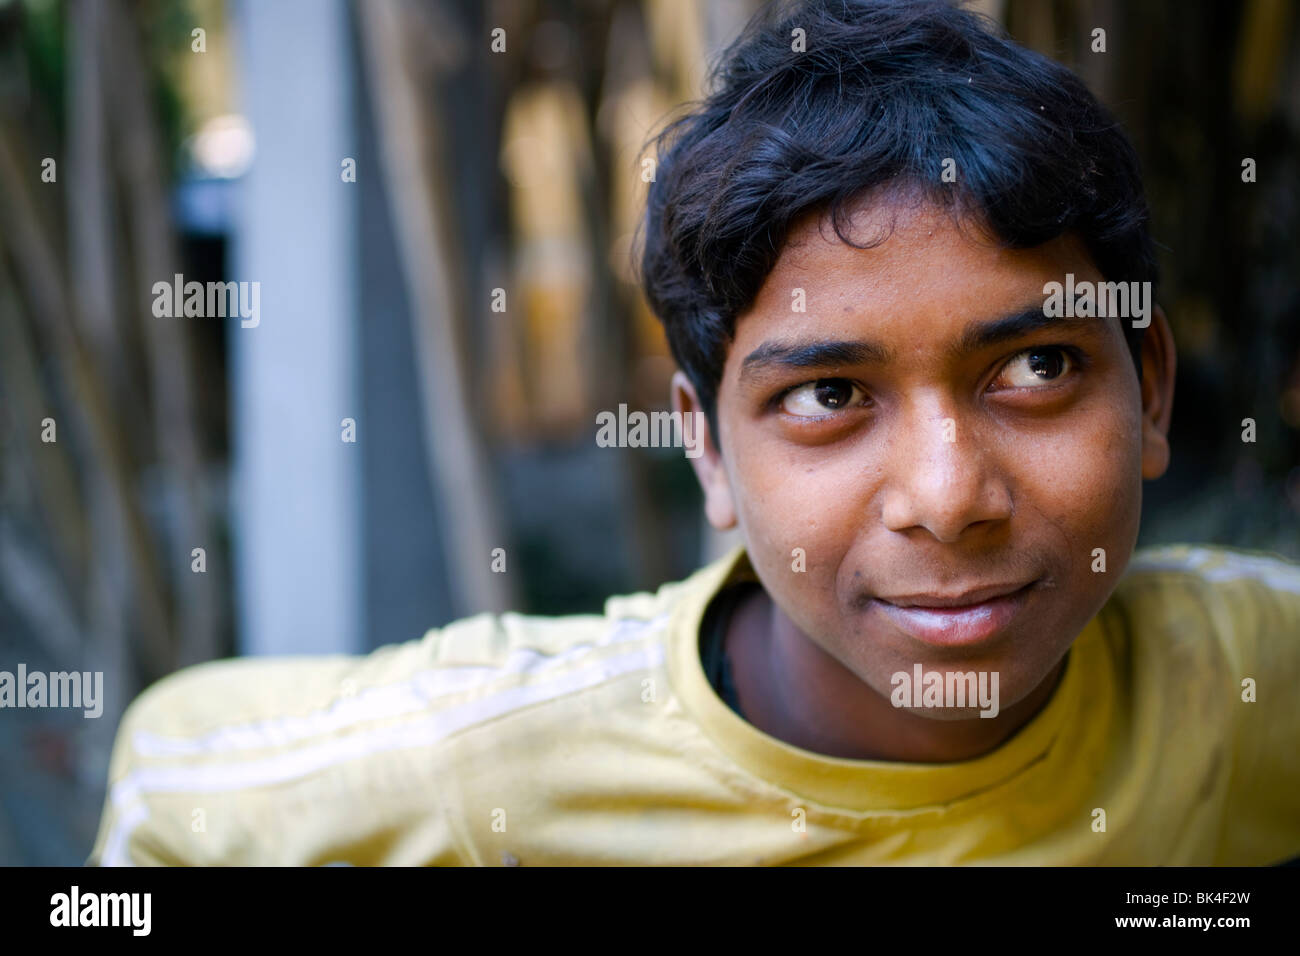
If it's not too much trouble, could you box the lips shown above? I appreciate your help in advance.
[880,581,1032,609]
[870,580,1036,647]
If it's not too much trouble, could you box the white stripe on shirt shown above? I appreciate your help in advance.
[1127,546,1300,594]
[101,632,668,866]
[131,612,670,758]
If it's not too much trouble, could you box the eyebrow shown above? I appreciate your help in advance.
[950,307,1105,358]
[738,307,1107,385]
[739,338,893,383]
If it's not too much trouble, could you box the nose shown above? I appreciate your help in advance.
[879,408,1013,543]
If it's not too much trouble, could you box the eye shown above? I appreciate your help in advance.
[780,378,867,417]
[993,346,1075,389]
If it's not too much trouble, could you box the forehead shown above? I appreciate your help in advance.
[728,195,1103,356]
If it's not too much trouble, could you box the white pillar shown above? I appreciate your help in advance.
[230,0,360,655]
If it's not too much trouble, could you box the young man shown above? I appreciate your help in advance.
[91,0,1299,865]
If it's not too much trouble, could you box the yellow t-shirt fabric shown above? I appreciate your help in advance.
[88,543,1300,865]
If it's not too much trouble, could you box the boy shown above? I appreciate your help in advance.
[91,0,1299,865]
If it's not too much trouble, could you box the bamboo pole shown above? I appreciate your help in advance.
[0,121,175,679]
[105,0,223,667]
[354,0,513,615]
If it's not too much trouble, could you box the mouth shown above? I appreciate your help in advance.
[869,580,1038,648]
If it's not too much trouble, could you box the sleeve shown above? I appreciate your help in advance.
[86,649,474,866]
[1211,551,1300,864]
[86,672,204,866]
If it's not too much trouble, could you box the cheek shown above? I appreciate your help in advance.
[1010,403,1143,569]
[727,442,866,580]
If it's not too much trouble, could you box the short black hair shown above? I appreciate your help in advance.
[638,0,1156,433]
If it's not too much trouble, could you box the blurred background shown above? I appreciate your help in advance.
[0,0,1297,865]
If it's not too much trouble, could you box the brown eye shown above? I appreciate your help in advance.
[781,379,865,417]
[996,348,1073,388]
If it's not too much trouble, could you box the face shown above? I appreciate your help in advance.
[676,194,1176,717]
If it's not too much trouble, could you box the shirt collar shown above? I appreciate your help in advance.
[667,544,1106,812]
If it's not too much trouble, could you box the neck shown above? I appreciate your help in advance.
[726,587,1067,763]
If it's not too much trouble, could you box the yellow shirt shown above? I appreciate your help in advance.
[89,543,1300,865]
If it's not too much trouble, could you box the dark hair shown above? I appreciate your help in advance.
[637,0,1157,433]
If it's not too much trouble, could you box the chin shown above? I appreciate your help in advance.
[865,652,1051,722]
[898,705,1001,723]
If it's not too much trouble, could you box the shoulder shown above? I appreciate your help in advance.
[1111,542,1300,746]
[1117,543,1300,662]
[89,569,701,865]
[119,574,691,753]
[1123,542,1300,590]
[1111,545,1300,863]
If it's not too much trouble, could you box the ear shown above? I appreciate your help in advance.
[1139,304,1176,480]
[671,371,737,530]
